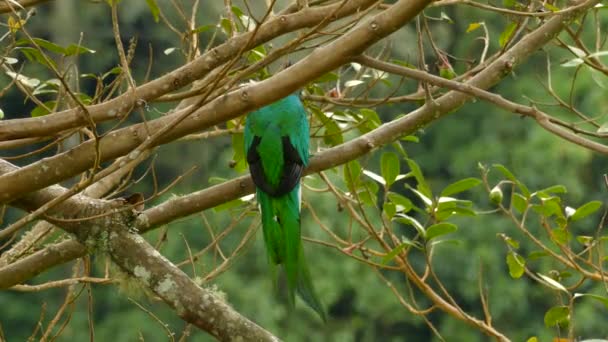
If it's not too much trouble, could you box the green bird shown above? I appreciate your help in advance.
[244,94,326,321]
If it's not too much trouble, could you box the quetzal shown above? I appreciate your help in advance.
[244,94,326,321]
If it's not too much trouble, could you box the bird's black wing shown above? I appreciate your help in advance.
[246,135,304,197]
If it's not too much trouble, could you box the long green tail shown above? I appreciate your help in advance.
[257,187,326,321]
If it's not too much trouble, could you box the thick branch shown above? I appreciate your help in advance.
[0,0,431,203]
[0,159,279,341]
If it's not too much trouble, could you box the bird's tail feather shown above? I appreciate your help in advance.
[296,246,327,322]
[259,189,326,321]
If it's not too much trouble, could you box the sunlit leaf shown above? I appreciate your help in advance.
[499,22,517,48]
[362,169,385,186]
[466,22,482,33]
[164,47,177,55]
[344,80,364,87]
[506,252,525,279]
[537,273,568,292]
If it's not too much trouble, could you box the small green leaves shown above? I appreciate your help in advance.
[544,305,569,327]
[499,22,517,48]
[570,201,602,221]
[466,22,483,33]
[425,223,457,241]
[381,152,400,187]
[506,252,525,279]
[440,177,481,197]
[146,0,161,22]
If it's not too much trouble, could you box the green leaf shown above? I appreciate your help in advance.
[503,0,516,8]
[383,201,396,218]
[193,24,215,34]
[406,158,432,198]
[213,199,244,212]
[552,228,571,245]
[394,214,425,237]
[573,293,608,309]
[571,200,602,221]
[362,169,385,185]
[314,72,338,84]
[466,22,482,33]
[543,305,569,327]
[536,184,567,195]
[492,164,530,196]
[576,235,594,246]
[499,22,517,48]
[220,17,233,36]
[425,223,457,241]
[381,152,400,187]
[344,161,361,192]
[17,38,66,54]
[505,236,519,249]
[537,273,568,292]
[323,118,343,146]
[409,187,433,208]
[441,178,481,197]
[387,192,413,213]
[435,206,476,220]
[511,193,528,213]
[64,44,96,56]
[493,164,517,182]
[30,101,57,117]
[381,239,418,264]
[16,47,57,69]
[506,252,525,279]
[231,132,247,172]
[528,250,549,260]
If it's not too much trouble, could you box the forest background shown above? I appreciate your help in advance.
[1,0,607,341]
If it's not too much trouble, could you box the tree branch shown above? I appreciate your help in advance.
[0,0,431,204]
[0,0,51,13]
[0,159,279,341]
[0,0,377,141]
